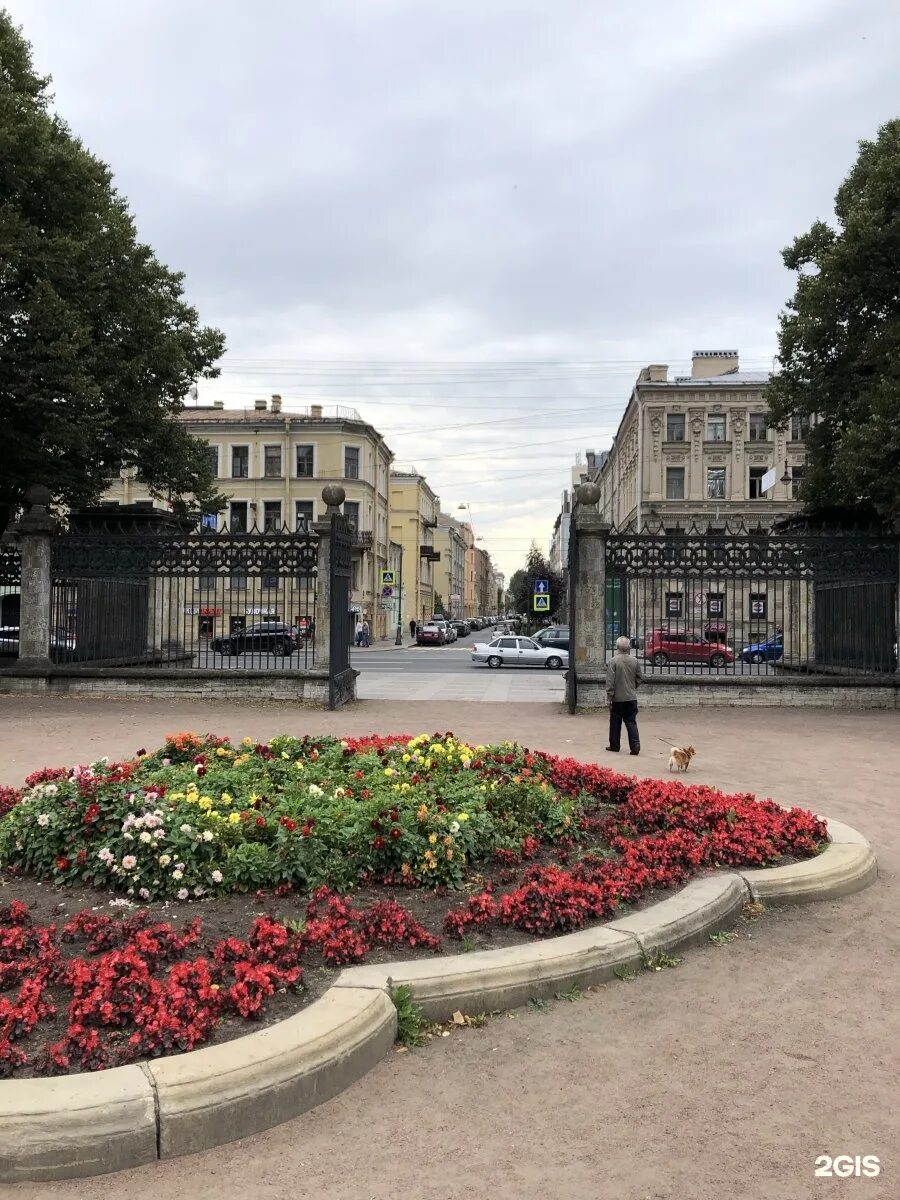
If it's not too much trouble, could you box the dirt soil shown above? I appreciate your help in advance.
[0,697,897,1200]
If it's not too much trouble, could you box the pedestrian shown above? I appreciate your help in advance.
[409,617,417,640]
[362,618,370,647]
[354,618,363,647]
[605,635,642,756]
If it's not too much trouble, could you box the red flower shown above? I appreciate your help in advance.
[55,857,70,872]
[390,828,401,840]
[372,836,386,850]
[83,803,100,825]
[280,818,297,833]
[255,816,266,829]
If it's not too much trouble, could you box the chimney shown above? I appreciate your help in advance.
[270,394,282,413]
[253,398,267,411]
[310,404,323,418]
[691,350,739,379]
[213,400,224,410]
[639,364,668,384]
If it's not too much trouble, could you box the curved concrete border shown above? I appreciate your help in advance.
[0,814,876,1182]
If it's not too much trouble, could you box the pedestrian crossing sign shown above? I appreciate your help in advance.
[380,570,396,586]
[533,593,550,612]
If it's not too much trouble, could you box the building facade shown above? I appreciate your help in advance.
[595,351,806,529]
[388,469,439,625]
[103,397,395,637]
[433,513,467,619]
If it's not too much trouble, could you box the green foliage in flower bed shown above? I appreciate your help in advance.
[0,732,578,901]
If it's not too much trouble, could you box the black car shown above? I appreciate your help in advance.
[532,625,569,651]
[451,620,470,637]
[213,622,297,656]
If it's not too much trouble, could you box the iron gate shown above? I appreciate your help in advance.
[328,512,352,708]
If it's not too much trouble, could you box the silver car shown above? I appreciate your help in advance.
[471,634,569,670]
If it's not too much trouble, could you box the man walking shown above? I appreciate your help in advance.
[605,636,642,756]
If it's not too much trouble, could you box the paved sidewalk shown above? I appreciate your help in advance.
[0,698,897,1200]
[357,669,565,701]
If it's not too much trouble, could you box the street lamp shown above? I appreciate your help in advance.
[780,458,792,487]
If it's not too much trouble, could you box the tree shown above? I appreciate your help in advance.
[508,544,565,619]
[0,12,226,534]
[433,593,445,616]
[766,119,900,524]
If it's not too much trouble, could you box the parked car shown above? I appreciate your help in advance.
[532,625,570,651]
[643,629,734,668]
[213,623,297,656]
[740,632,784,664]
[451,620,470,637]
[432,619,455,642]
[416,622,446,646]
[471,634,569,670]
[0,627,77,657]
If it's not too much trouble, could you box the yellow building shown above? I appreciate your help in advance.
[433,513,467,619]
[104,397,396,637]
[388,469,439,626]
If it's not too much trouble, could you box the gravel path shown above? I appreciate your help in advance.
[0,696,897,1200]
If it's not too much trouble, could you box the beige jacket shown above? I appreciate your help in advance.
[605,652,643,702]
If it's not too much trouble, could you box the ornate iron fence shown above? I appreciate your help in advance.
[604,524,898,676]
[47,524,320,671]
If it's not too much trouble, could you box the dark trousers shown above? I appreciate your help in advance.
[608,700,640,752]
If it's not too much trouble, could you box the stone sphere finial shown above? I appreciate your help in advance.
[321,484,346,510]
[576,482,601,507]
[25,483,52,509]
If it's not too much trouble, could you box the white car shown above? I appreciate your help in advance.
[471,634,569,670]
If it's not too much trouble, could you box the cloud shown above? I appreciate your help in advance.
[8,0,899,579]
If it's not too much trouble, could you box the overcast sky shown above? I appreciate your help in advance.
[8,0,899,582]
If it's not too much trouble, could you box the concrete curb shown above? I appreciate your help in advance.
[0,814,876,1181]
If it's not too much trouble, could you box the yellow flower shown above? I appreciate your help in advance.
[198,797,213,811]
[402,753,411,763]
[220,792,233,805]
[428,833,438,844]
[281,752,289,759]
[457,812,469,822]
[294,761,305,771]
[216,747,227,757]
[228,812,241,825]
[417,804,428,822]
[384,768,395,777]
[401,862,412,877]
[400,782,411,793]
[241,737,254,746]
[446,848,454,860]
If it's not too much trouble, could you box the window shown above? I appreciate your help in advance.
[295,500,314,531]
[707,414,726,442]
[706,593,725,618]
[206,445,219,476]
[263,500,282,532]
[749,593,767,619]
[261,573,277,590]
[665,592,683,617]
[229,501,248,533]
[791,465,805,500]
[749,466,768,500]
[707,467,726,499]
[343,500,360,530]
[295,445,314,477]
[199,573,217,592]
[790,413,812,441]
[498,638,517,648]
[344,447,360,479]
[263,446,282,478]
[231,446,249,479]
[666,413,686,442]
[665,467,685,500]
[230,570,247,591]
[748,414,768,441]
[200,513,218,531]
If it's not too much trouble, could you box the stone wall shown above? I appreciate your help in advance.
[0,669,346,705]
[571,673,900,710]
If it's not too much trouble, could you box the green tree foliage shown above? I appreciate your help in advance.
[508,545,565,618]
[766,119,900,524]
[0,12,226,533]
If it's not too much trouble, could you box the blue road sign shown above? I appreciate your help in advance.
[533,593,550,612]
[380,570,396,586]
[534,579,549,594]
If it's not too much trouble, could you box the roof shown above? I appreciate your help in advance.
[179,404,364,423]
[667,371,771,386]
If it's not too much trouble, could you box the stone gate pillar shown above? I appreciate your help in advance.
[311,484,344,674]
[12,485,58,670]
[567,483,610,710]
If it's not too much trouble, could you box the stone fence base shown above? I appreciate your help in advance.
[0,667,358,707]
[570,673,900,710]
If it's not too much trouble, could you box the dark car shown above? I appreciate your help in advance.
[451,620,470,637]
[416,622,447,646]
[532,625,569,651]
[213,622,297,656]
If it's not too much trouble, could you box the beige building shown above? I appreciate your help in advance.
[388,469,439,626]
[104,396,395,637]
[595,351,807,529]
[593,351,811,657]
[433,513,467,619]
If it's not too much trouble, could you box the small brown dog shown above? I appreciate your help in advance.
[668,745,695,772]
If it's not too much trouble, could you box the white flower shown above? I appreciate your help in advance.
[123,832,134,841]
[122,855,137,870]
[153,828,164,839]
[139,888,150,900]
[202,830,214,843]
[97,847,114,863]
[172,869,184,881]
[175,862,185,871]
[177,888,189,900]
[333,787,346,798]
[36,814,50,827]
[450,821,460,834]
[210,869,223,884]
[158,854,172,867]
[139,832,152,844]
[179,823,192,834]
[308,783,324,797]
[193,885,205,897]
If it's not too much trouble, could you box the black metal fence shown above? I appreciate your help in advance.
[46,525,320,671]
[604,523,898,677]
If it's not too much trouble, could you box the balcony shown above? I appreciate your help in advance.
[347,524,373,550]
[420,545,441,561]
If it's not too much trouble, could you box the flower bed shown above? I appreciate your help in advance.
[0,732,828,1077]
